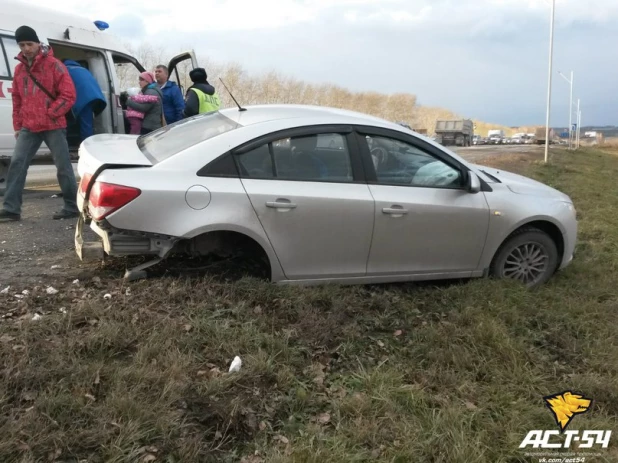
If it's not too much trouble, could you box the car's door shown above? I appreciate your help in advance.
[167,51,198,95]
[357,127,490,276]
[234,126,374,280]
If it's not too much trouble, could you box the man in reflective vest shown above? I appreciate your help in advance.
[183,67,220,118]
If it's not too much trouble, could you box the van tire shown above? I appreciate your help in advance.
[0,159,9,197]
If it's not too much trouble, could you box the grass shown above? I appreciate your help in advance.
[1,147,618,462]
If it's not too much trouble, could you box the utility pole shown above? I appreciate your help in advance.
[544,0,555,163]
[575,98,582,149]
[558,70,574,150]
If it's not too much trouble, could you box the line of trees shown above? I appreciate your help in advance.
[117,43,531,136]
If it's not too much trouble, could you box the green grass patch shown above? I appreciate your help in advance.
[1,148,617,462]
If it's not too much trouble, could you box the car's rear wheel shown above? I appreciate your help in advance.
[490,227,559,288]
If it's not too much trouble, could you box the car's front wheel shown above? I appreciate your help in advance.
[490,227,559,288]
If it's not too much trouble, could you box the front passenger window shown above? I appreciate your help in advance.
[363,135,462,188]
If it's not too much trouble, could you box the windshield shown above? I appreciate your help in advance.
[137,112,242,163]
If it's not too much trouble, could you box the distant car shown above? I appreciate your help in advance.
[75,104,577,287]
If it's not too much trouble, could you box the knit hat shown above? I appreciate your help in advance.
[189,67,207,83]
[139,71,155,84]
[15,25,40,43]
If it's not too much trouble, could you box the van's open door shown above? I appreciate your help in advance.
[167,50,198,94]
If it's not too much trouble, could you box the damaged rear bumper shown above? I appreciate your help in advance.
[74,213,179,262]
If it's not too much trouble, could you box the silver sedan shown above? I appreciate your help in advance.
[75,105,577,287]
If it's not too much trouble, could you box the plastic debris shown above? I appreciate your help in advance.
[22,290,30,296]
[59,307,67,314]
[72,279,80,285]
[1,286,10,295]
[46,287,59,295]
[229,356,242,373]
[32,314,42,321]
[104,294,112,300]
[51,265,61,269]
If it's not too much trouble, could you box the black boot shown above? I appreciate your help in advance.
[0,209,20,222]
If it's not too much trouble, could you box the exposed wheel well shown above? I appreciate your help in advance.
[177,231,272,280]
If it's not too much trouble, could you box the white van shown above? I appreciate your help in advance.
[0,1,197,193]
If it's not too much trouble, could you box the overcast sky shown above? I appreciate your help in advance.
[23,0,617,127]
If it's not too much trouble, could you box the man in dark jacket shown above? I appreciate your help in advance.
[0,26,79,222]
[154,65,184,124]
[183,67,220,118]
[63,60,107,142]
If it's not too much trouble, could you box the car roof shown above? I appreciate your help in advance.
[221,104,408,131]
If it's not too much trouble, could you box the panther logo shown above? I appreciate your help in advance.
[544,391,592,432]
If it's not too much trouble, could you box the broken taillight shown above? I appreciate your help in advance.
[79,172,93,195]
[88,181,141,220]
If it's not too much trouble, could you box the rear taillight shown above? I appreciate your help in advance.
[79,172,93,195]
[88,181,141,220]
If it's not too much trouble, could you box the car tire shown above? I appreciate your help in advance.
[489,227,559,288]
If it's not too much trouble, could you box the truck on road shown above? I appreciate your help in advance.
[535,127,555,145]
[434,119,474,147]
[487,129,505,144]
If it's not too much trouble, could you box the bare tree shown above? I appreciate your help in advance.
[115,43,522,135]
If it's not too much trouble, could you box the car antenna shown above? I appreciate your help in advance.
[219,78,247,112]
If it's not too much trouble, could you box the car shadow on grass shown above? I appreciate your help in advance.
[94,252,476,291]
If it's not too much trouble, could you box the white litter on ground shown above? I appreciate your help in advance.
[229,356,242,373]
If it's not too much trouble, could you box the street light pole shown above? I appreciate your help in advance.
[576,98,582,149]
[558,70,574,150]
[544,0,555,163]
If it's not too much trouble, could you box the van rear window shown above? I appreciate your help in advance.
[137,112,242,163]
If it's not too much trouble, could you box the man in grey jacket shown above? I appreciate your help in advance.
[125,72,164,135]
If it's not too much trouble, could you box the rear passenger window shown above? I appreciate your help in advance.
[236,133,353,183]
[236,144,274,178]
[2,37,20,77]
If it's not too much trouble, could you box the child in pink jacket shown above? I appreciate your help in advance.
[125,89,160,135]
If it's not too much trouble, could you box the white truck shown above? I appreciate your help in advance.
[0,1,198,194]
[487,130,505,144]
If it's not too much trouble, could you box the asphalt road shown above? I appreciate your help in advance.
[25,164,80,187]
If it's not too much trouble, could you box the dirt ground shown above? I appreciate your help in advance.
[0,146,544,290]
[0,187,101,288]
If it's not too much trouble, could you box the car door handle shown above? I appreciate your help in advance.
[382,207,408,215]
[266,201,297,209]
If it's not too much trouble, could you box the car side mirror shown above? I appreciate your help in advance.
[467,171,481,193]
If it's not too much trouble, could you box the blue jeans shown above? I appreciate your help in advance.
[3,128,78,215]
